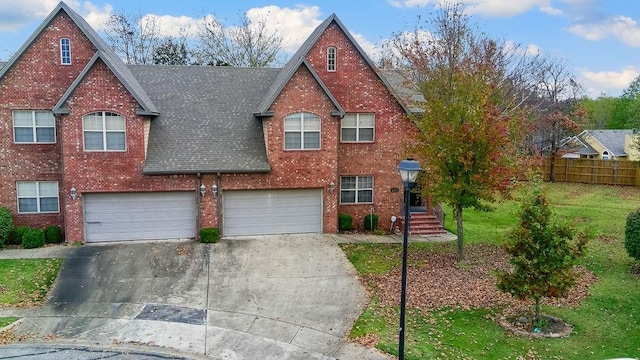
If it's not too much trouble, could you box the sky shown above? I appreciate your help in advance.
[0,0,639,98]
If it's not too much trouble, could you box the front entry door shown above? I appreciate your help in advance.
[409,186,422,208]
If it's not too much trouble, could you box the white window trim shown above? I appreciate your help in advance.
[12,110,56,144]
[82,111,127,152]
[341,113,375,143]
[327,46,336,72]
[340,176,374,204]
[602,150,610,160]
[16,181,60,214]
[60,38,71,65]
[284,112,321,150]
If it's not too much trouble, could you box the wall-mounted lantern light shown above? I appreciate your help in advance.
[212,184,218,196]
[70,187,77,200]
[199,184,206,196]
[329,181,335,194]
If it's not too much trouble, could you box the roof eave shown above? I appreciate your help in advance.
[0,2,67,80]
[142,168,272,176]
[52,52,159,115]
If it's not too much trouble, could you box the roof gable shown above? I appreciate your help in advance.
[53,51,158,116]
[257,14,415,116]
[581,129,632,157]
[0,1,157,115]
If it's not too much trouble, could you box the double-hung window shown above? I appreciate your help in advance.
[60,38,71,65]
[284,113,320,150]
[17,181,59,214]
[13,110,56,143]
[83,112,126,151]
[340,176,373,204]
[327,47,336,72]
[341,113,374,142]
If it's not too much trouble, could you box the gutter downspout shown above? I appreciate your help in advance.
[216,172,221,235]
[196,173,202,240]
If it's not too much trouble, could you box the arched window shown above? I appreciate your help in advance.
[602,150,610,160]
[284,113,320,150]
[83,112,126,151]
[327,47,336,72]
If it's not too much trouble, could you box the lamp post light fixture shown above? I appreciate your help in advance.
[397,158,421,360]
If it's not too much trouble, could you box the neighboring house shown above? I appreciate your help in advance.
[0,2,435,243]
[561,129,640,161]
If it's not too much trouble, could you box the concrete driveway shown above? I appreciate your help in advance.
[2,234,390,360]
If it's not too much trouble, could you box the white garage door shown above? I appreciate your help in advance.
[223,189,322,236]
[84,192,196,242]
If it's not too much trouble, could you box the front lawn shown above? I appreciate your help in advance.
[0,258,63,307]
[341,183,640,359]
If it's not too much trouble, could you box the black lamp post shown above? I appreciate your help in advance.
[397,158,421,360]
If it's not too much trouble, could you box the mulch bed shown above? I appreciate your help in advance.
[366,243,597,311]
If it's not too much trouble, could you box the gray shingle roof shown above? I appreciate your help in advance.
[379,69,424,114]
[582,129,632,157]
[129,65,280,174]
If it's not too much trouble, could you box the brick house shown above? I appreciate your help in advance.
[0,2,440,243]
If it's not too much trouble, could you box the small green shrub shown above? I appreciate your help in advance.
[0,207,13,247]
[44,225,64,244]
[363,214,379,231]
[338,214,353,231]
[625,209,640,261]
[21,228,45,249]
[10,226,31,246]
[200,227,220,243]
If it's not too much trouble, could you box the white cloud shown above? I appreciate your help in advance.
[82,2,113,30]
[539,5,563,16]
[0,0,78,31]
[245,5,323,54]
[0,1,115,32]
[141,14,200,38]
[569,15,640,47]
[580,66,640,97]
[388,0,555,17]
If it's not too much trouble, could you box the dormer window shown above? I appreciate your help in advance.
[327,47,336,72]
[60,38,71,65]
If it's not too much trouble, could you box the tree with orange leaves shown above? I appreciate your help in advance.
[388,2,537,260]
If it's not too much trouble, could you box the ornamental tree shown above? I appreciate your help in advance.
[496,182,587,321]
[387,2,534,259]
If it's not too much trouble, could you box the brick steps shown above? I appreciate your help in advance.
[400,212,447,236]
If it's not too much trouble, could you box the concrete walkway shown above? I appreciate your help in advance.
[0,233,455,359]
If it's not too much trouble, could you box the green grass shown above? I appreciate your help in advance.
[341,182,640,359]
[0,258,63,306]
[0,317,18,328]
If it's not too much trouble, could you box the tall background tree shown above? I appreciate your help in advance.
[529,55,584,181]
[389,2,536,260]
[615,75,640,130]
[153,37,190,65]
[194,13,283,67]
[103,11,162,64]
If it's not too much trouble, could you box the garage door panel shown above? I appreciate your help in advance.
[223,189,322,236]
[84,192,196,242]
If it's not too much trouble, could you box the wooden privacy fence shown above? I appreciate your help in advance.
[543,157,640,186]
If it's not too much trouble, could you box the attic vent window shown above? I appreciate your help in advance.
[60,38,71,65]
[327,47,336,72]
